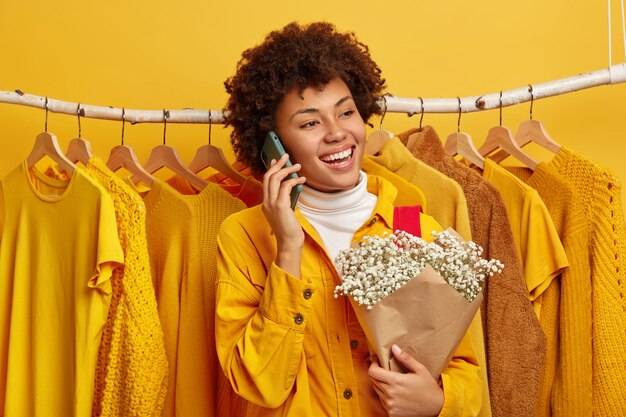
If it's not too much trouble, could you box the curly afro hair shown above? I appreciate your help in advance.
[223,21,386,175]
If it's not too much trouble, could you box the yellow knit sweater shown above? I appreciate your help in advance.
[166,176,247,417]
[44,160,169,417]
[506,163,592,417]
[85,158,168,417]
[549,147,626,416]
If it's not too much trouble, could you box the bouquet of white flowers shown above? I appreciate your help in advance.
[334,228,503,378]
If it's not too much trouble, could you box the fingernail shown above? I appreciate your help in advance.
[392,344,401,355]
[282,153,289,159]
[270,159,276,166]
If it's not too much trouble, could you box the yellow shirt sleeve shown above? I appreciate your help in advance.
[215,227,314,408]
[439,329,483,417]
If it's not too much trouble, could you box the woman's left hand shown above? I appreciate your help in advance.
[368,344,444,417]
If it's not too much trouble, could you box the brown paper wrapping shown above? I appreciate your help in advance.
[351,264,483,379]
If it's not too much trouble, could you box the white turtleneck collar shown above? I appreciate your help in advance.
[297,171,377,266]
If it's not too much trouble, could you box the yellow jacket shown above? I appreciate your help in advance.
[215,175,482,417]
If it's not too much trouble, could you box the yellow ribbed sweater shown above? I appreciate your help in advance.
[549,147,626,416]
[506,163,592,417]
[166,176,247,417]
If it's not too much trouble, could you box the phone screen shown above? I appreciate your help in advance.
[261,131,303,210]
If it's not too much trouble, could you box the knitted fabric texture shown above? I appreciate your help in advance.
[549,147,626,416]
[166,177,248,417]
[139,179,196,417]
[85,158,168,417]
[398,126,546,417]
[43,161,168,417]
[507,163,592,417]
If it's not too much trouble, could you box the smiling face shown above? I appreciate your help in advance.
[274,77,367,193]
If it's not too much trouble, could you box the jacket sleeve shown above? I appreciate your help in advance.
[438,320,483,416]
[214,221,313,409]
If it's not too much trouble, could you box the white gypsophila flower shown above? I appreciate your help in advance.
[334,229,504,309]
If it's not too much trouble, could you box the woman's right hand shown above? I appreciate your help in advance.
[262,154,307,278]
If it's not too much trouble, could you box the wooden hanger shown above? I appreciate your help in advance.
[65,105,94,165]
[143,110,208,191]
[188,145,247,184]
[107,145,155,186]
[477,92,538,170]
[188,111,247,184]
[106,108,154,186]
[491,85,561,163]
[66,138,93,164]
[365,95,393,156]
[515,119,561,152]
[27,132,76,174]
[26,98,75,174]
[444,98,485,169]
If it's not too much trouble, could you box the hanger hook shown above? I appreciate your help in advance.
[499,90,503,126]
[208,110,212,145]
[418,97,425,130]
[379,95,388,130]
[44,97,49,131]
[163,109,168,145]
[77,103,82,138]
[457,97,462,133]
[528,84,534,120]
[121,108,126,146]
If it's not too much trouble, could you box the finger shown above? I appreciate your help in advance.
[263,153,290,177]
[263,156,299,204]
[368,355,393,384]
[263,157,301,191]
[390,344,424,374]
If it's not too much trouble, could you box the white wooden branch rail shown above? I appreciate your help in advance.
[0,63,625,124]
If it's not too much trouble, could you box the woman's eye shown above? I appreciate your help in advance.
[341,110,355,118]
[301,121,318,128]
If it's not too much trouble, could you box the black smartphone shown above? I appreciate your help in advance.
[260,131,303,210]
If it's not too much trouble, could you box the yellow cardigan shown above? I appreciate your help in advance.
[549,147,626,416]
[215,175,482,417]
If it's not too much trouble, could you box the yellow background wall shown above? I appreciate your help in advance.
[1,0,625,206]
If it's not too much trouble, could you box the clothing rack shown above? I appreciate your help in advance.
[1,63,625,124]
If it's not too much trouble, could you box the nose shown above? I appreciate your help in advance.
[324,120,347,142]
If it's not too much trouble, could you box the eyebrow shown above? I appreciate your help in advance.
[290,95,354,120]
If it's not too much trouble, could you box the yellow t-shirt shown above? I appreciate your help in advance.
[0,162,123,416]
[482,159,569,317]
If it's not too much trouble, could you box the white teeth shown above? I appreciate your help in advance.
[320,148,353,162]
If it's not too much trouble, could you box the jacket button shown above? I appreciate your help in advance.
[343,389,353,399]
[303,289,313,299]
[350,340,359,349]
[294,314,304,325]
[368,217,377,226]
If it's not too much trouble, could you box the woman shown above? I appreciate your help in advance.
[215,21,481,417]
